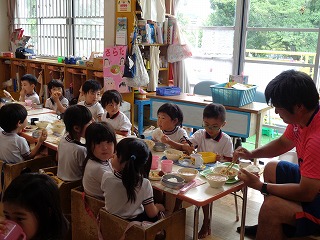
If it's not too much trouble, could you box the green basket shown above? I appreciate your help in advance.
[210,83,257,107]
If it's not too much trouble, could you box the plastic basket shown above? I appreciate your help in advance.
[210,83,257,107]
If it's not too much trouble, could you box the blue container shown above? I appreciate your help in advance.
[156,87,181,96]
[210,83,257,107]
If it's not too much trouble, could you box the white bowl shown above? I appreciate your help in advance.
[205,173,228,188]
[34,121,50,129]
[212,166,239,180]
[177,168,198,182]
[51,126,65,134]
[164,149,183,161]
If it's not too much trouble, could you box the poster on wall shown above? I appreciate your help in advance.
[103,46,130,93]
[116,17,127,45]
[117,0,131,12]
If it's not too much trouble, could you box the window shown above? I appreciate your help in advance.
[177,0,320,91]
[12,0,104,58]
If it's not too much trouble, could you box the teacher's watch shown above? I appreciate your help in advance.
[260,182,269,195]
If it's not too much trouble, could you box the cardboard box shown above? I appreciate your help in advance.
[1,52,13,58]
[93,57,103,69]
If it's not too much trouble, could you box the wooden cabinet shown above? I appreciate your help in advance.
[0,57,136,126]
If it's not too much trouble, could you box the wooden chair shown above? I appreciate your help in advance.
[71,187,105,240]
[0,155,56,194]
[99,208,186,240]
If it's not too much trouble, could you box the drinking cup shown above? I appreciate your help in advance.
[161,160,173,173]
[30,117,39,125]
[0,220,26,240]
[24,99,32,107]
[151,156,160,170]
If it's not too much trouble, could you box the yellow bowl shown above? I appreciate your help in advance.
[198,152,217,164]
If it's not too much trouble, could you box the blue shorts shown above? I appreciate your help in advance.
[276,161,320,237]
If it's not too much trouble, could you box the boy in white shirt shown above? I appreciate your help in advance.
[0,103,47,163]
[78,79,104,121]
[19,74,40,104]
[101,90,132,136]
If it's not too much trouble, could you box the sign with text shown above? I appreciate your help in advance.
[103,46,130,93]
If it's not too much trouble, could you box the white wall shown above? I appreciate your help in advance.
[105,0,115,47]
[0,0,9,51]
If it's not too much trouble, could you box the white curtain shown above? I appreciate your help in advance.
[171,0,190,93]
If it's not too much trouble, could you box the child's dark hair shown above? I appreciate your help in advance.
[101,89,123,108]
[3,173,68,240]
[203,103,226,122]
[116,138,150,203]
[157,103,184,127]
[82,79,102,94]
[21,74,38,86]
[85,122,117,160]
[48,79,65,95]
[265,70,319,114]
[63,105,92,139]
[0,103,27,132]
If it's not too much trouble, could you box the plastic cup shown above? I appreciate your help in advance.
[24,99,32,106]
[161,160,173,173]
[0,220,26,240]
[151,156,160,170]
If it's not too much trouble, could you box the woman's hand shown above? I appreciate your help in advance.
[238,168,262,190]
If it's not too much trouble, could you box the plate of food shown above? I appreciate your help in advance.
[110,65,121,75]
[200,168,240,184]
[24,125,38,132]
[149,170,164,181]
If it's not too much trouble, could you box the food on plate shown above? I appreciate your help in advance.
[206,174,228,182]
[158,171,165,177]
[219,167,237,176]
[149,170,164,180]
[167,177,178,183]
[110,65,120,75]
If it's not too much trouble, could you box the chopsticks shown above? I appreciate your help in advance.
[183,136,198,154]
[225,155,238,174]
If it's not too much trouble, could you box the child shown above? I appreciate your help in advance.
[19,74,40,104]
[83,122,117,199]
[101,89,132,136]
[57,105,93,181]
[1,173,68,240]
[152,103,188,148]
[176,103,233,238]
[102,138,165,221]
[45,79,69,115]
[0,103,47,163]
[78,79,104,121]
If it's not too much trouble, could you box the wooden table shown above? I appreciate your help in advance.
[151,151,248,240]
[149,93,272,149]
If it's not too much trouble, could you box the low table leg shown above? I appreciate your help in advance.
[240,186,248,240]
[193,206,200,240]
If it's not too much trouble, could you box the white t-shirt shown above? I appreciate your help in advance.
[78,101,104,121]
[102,171,154,219]
[57,135,87,181]
[152,126,188,143]
[189,129,233,157]
[83,159,112,199]
[45,97,69,115]
[101,111,132,132]
[0,131,30,163]
[19,92,40,104]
